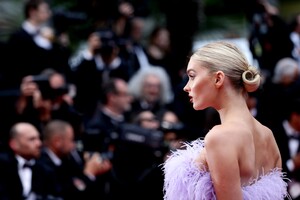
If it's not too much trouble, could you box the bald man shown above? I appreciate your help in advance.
[0,122,58,200]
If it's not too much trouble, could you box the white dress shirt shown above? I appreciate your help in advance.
[16,155,35,197]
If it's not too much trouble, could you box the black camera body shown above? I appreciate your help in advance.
[32,75,69,100]
[119,123,164,150]
[32,75,52,99]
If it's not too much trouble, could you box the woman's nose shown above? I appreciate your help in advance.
[183,84,189,92]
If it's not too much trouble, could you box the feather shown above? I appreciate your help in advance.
[162,139,290,200]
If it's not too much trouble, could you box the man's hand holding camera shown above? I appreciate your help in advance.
[83,152,112,179]
[16,75,44,114]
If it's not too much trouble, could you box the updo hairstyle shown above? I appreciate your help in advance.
[191,41,261,93]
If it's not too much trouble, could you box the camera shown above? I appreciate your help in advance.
[119,123,164,150]
[160,121,185,133]
[110,124,165,183]
[84,151,113,162]
[32,75,69,100]
[32,75,52,99]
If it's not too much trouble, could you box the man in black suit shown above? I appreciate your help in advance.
[0,122,59,200]
[37,119,112,200]
[272,98,300,200]
[5,0,53,89]
[82,78,133,199]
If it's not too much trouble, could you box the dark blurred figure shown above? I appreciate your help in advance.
[271,98,300,200]
[146,26,171,67]
[124,17,149,73]
[110,110,164,200]
[158,0,201,87]
[160,110,186,158]
[257,57,300,128]
[69,31,103,117]
[289,12,300,68]
[246,91,259,118]
[247,0,294,79]
[70,30,131,117]
[0,41,8,87]
[145,26,175,89]
[83,78,132,155]
[0,122,59,200]
[82,78,132,199]
[37,120,112,200]
[83,0,149,29]
[133,110,160,130]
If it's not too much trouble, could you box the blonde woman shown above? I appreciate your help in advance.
[163,41,290,200]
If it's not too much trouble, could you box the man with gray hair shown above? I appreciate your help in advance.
[127,66,174,121]
[272,57,300,85]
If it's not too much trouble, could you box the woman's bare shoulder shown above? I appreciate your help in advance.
[255,119,275,139]
[204,124,244,146]
[206,123,250,138]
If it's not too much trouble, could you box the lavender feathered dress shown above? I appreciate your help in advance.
[162,139,290,200]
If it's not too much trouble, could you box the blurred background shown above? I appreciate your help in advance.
[1,0,300,45]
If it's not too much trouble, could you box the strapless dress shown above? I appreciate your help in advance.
[162,139,290,200]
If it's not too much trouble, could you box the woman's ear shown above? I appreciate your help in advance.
[214,71,225,88]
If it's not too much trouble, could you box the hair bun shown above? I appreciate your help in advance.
[242,67,261,92]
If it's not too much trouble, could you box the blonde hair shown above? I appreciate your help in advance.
[192,41,260,92]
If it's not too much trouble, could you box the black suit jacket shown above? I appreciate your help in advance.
[0,151,58,200]
[6,27,68,89]
[6,28,42,87]
[272,122,300,181]
[37,148,102,200]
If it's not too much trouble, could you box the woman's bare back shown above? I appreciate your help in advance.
[239,118,281,184]
[197,117,281,186]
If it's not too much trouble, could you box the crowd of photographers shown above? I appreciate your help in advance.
[0,0,196,199]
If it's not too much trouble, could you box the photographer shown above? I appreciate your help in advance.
[70,29,131,117]
[82,78,132,154]
[109,110,165,200]
[14,69,83,142]
[82,78,132,198]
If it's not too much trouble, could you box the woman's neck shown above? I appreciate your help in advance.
[216,91,251,124]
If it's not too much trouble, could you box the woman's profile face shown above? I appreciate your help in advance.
[183,58,215,110]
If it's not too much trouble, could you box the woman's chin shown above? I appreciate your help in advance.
[193,104,201,110]
[193,103,206,111]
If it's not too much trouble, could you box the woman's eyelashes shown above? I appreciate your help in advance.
[188,73,195,80]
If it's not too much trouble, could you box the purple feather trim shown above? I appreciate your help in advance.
[162,139,291,200]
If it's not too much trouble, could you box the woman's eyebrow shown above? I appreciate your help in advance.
[186,69,195,73]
